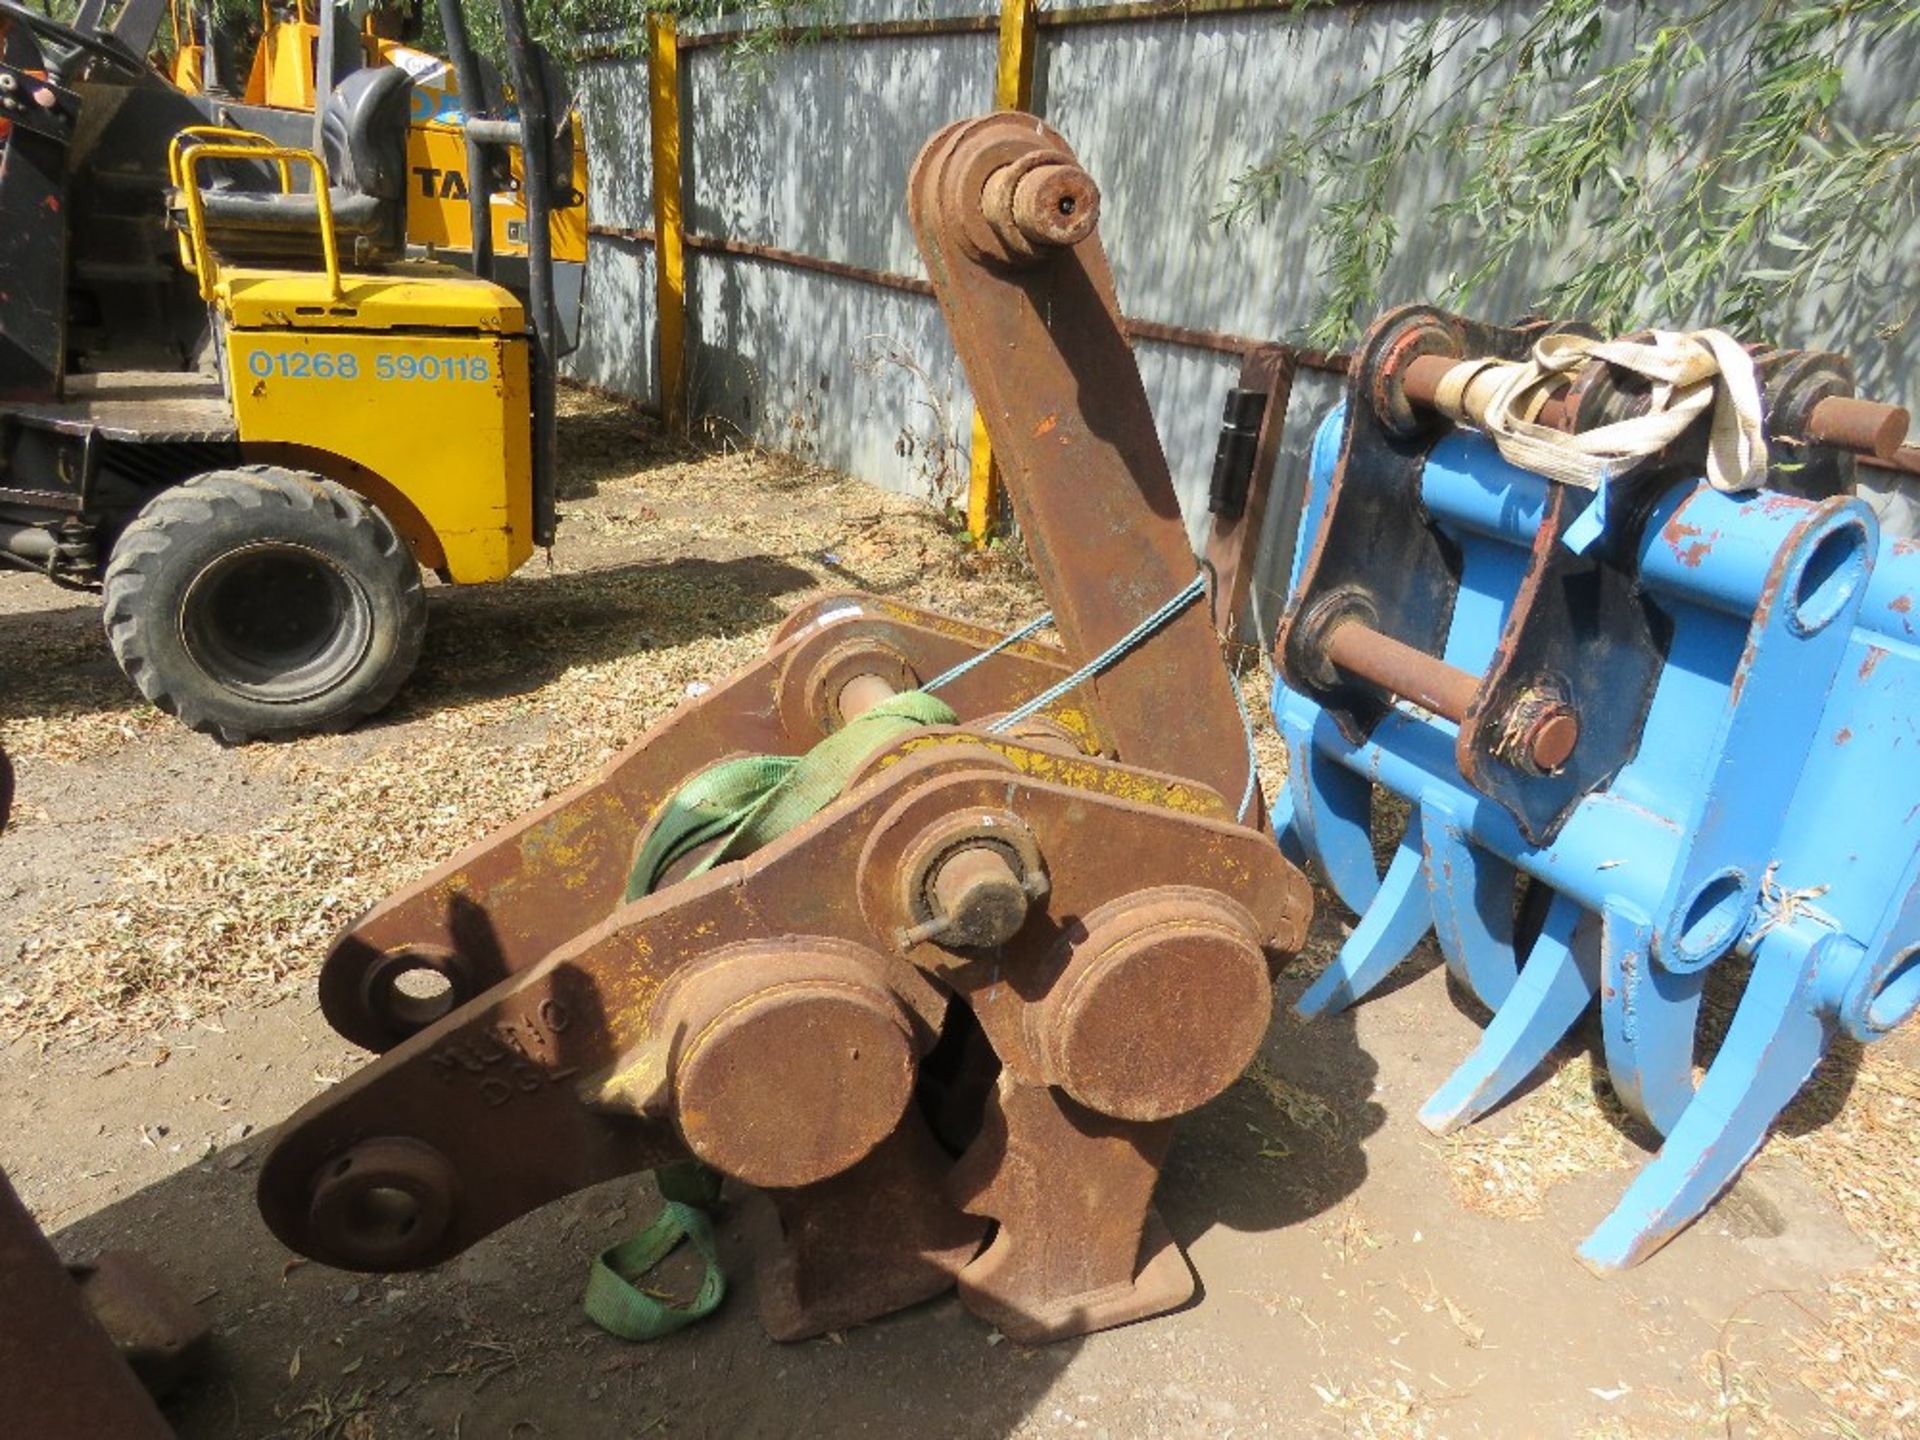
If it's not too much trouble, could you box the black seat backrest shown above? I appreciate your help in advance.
[320,66,412,203]
[183,66,414,268]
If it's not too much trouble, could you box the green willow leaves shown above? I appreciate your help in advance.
[1222,0,1920,350]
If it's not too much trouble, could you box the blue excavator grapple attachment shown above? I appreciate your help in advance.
[1270,305,1918,1269]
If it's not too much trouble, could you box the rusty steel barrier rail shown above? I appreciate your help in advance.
[585,221,1349,369]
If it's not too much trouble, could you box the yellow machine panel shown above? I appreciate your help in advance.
[244,17,326,109]
[404,116,590,264]
[219,270,534,584]
[221,262,524,332]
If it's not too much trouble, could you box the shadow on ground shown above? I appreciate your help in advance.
[551,398,677,503]
[42,985,1379,1439]
[0,553,818,742]
[0,589,131,730]
[397,553,818,714]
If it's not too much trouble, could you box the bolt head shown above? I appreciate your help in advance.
[1525,705,1580,773]
[931,844,1030,949]
[1009,163,1101,249]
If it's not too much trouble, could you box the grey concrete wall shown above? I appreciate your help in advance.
[566,1,1918,641]
[567,55,657,402]
[678,27,993,502]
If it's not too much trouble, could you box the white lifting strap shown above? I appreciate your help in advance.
[1430,329,1769,494]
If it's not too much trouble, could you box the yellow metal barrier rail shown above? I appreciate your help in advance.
[966,0,1040,544]
[648,13,688,435]
[166,128,344,302]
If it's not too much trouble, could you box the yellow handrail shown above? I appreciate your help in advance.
[168,126,293,190]
[167,131,344,303]
[169,129,284,285]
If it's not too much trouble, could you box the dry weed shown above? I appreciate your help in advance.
[1440,1050,1634,1219]
[0,391,1044,1041]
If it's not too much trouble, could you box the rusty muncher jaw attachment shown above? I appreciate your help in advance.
[256,114,1312,1346]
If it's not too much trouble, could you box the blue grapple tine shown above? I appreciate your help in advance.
[1419,797,1520,1012]
[1594,900,1694,1135]
[1583,564,1920,1266]
[1277,697,1383,916]
[1295,820,1432,1017]
[1279,409,1538,1016]
[1418,889,1593,1133]
[1596,497,1879,1137]
[1578,926,1833,1271]
[1271,329,1920,1265]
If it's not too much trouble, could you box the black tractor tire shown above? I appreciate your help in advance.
[102,466,426,742]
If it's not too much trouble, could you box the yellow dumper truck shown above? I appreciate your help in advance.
[0,0,581,739]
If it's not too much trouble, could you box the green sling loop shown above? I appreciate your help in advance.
[624,689,960,900]
[586,689,959,1341]
[583,1201,725,1342]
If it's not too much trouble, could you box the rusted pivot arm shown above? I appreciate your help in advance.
[909,114,1259,820]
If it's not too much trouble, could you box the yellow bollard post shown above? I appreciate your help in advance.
[996,0,1038,109]
[648,13,688,434]
[967,409,997,543]
[966,0,1040,545]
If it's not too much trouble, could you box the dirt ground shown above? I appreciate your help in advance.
[2,394,1915,1439]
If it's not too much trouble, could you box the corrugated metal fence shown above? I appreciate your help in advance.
[564,0,1918,644]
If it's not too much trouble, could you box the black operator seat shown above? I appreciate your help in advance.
[178,66,414,270]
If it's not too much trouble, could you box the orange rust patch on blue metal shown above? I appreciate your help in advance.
[1662,515,1714,568]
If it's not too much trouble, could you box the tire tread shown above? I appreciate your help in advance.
[102,466,425,742]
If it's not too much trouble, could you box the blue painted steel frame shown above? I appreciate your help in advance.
[1272,407,1920,1269]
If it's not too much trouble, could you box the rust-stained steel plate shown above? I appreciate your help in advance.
[950,1076,1192,1344]
[751,1111,988,1342]
[69,1249,212,1397]
[261,751,1305,1275]
[0,1168,173,1439]
[908,115,1260,820]
[318,595,1096,1053]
